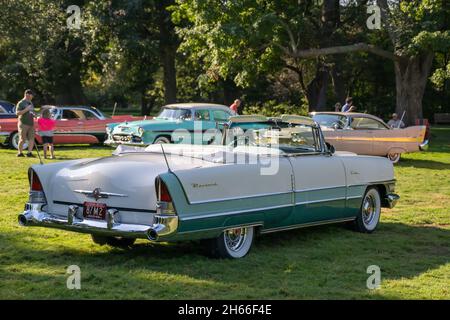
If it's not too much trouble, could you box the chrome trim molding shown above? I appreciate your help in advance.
[260,217,356,234]
[189,190,292,205]
[74,189,128,199]
[294,185,346,193]
[346,195,364,200]
[296,196,346,205]
[177,222,264,235]
[181,203,293,221]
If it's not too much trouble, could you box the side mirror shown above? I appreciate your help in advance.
[326,142,335,154]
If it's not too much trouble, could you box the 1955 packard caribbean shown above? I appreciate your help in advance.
[18,115,399,259]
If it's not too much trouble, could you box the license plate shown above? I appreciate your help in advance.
[83,202,107,220]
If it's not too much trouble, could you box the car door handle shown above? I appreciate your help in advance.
[350,171,360,175]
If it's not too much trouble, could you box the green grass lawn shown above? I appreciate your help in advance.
[0,127,449,299]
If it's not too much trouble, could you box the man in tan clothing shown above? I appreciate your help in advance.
[15,89,36,157]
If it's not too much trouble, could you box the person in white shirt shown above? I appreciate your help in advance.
[387,113,405,128]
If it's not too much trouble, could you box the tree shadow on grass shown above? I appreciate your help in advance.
[1,221,449,299]
[397,158,450,170]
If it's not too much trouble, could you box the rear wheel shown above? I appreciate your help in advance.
[353,187,381,233]
[206,226,255,259]
[91,235,136,248]
[387,152,401,163]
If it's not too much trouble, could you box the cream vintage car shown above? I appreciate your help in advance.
[18,115,399,259]
[310,112,428,163]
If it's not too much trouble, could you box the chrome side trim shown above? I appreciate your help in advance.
[180,203,293,221]
[260,217,356,234]
[189,190,292,205]
[296,197,346,205]
[294,185,346,193]
[177,222,264,235]
[346,195,363,200]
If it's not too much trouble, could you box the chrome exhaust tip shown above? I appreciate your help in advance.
[147,229,158,241]
[18,214,29,226]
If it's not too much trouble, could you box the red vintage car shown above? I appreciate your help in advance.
[0,105,144,149]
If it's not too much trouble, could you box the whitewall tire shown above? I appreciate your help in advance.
[354,188,381,233]
[208,226,255,259]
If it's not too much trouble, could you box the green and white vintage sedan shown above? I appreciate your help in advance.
[18,115,399,259]
[105,103,235,146]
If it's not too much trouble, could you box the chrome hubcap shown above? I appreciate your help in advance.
[224,228,247,252]
[363,194,376,225]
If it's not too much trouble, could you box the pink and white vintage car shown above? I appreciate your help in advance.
[310,112,429,163]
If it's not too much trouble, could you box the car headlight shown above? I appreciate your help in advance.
[138,127,145,137]
[106,126,112,134]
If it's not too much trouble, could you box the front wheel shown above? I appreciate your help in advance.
[353,188,381,233]
[206,226,255,259]
[153,136,171,144]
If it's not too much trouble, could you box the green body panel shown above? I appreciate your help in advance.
[109,110,229,145]
[158,172,367,240]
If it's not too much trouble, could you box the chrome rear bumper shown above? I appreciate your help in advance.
[419,140,429,151]
[18,203,178,241]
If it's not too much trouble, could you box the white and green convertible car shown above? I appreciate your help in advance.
[18,115,399,259]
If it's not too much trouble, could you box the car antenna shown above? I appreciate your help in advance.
[160,144,172,173]
[34,142,44,165]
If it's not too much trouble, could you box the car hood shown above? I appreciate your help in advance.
[111,118,183,133]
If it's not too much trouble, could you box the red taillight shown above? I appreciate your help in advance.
[157,178,172,202]
[29,169,43,191]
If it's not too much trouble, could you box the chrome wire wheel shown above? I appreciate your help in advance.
[224,228,248,252]
[362,194,376,226]
[360,188,381,232]
[214,226,254,259]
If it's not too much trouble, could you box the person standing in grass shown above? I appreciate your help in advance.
[37,108,56,159]
[15,89,36,157]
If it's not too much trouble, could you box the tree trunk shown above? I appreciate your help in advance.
[157,0,178,104]
[141,92,149,116]
[330,59,347,104]
[53,38,87,105]
[394,53,434,125]
[306,64,329,111]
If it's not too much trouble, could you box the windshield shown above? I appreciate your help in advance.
[227,123,322,154]
[156,108,191,120]
[312,114,347,129]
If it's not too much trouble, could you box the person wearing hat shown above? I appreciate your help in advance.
[387,113,405,129]
[15,89,36,157]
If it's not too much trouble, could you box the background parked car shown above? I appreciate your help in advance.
[0,100,16,119]
[105,103,235,146]
[0,105,144,149]
[310,112,428,163]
